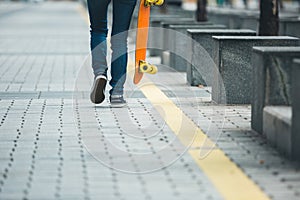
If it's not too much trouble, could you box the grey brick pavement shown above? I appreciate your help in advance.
[0,1,299,200]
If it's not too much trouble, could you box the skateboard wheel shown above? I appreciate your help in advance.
[145,0,156,3]
[144,0,154,6]
[144,0,164,6]
[154,0,164,6]
[139,60,158,74]
[149,65,158,74]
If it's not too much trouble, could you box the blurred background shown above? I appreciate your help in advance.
[1,0,300,11]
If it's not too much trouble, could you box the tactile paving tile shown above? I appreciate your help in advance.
[183,104,300,200]
[73,96,222,200]
[0,54,85,93]
[0,37,89,54]
[1,1,300,200]
[145,63,300,200]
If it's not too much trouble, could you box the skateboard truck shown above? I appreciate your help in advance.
[139,60,158,74]
[144,0,164,7]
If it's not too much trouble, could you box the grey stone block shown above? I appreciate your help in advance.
[279,18,300,38]
[239,14,259,31]
[167,24,227,72]
[207,8,259,29]
[187,29,256,86]
[160,22,212,67]
[130,13,180,36]
[212,36,299,104]
[208,7,298,33]
[251,47,300,134]
[149,18,194,56]
[291,59,300,161]
[161,51,170,65]
[162,21,213,52]
[164,0,183,6]
[263,106,292,157]
[133,2,195,27]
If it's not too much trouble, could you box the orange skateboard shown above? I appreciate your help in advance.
[133,0,164,84]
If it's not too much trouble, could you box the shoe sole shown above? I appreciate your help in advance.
[90,76,107,104]
[110,103,127,108]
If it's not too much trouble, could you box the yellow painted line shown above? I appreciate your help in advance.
[189,149,268,200]
[78,7,270,200]
[127,66,270,200]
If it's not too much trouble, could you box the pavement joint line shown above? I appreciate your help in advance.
[78,6,270,200]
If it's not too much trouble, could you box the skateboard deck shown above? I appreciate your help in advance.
[133,0,163,84]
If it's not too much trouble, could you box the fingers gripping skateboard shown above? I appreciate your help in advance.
[144,0,164,7]
[139,60,158,74]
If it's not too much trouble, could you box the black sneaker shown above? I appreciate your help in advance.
[109,95,127,108]
[90,75,107,104]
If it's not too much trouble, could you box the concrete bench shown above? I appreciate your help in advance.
[150,21,213,59]
[251,47,300,134]
[212,36,299,104]
[161,21,213,52]
[131,13,180,30]
[164,0,183,6]
[239,14,259,31]
[291,59,300,160]
[207,8,298,32]
[207,8,260,29]
[279,18,300,38]
[160,22,216,66]
[136,4,186,21]
[149,18,195,56]
[166,24,227,72]
[262,59,300,161]
[187,29,256,86]
[132,4,195,28]
[239,15,300,35]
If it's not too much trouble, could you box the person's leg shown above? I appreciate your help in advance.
[87,0,111,77]
[87,0,111,104]
[109,0,137,95]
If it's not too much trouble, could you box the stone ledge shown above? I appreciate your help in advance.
[253,46,300,53]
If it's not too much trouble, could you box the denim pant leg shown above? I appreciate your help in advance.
[109,0,137,95]
[87,0,110,77]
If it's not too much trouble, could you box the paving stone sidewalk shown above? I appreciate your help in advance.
[0,1,299,200]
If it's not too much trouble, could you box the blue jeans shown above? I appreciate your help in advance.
[87,0,137,95]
